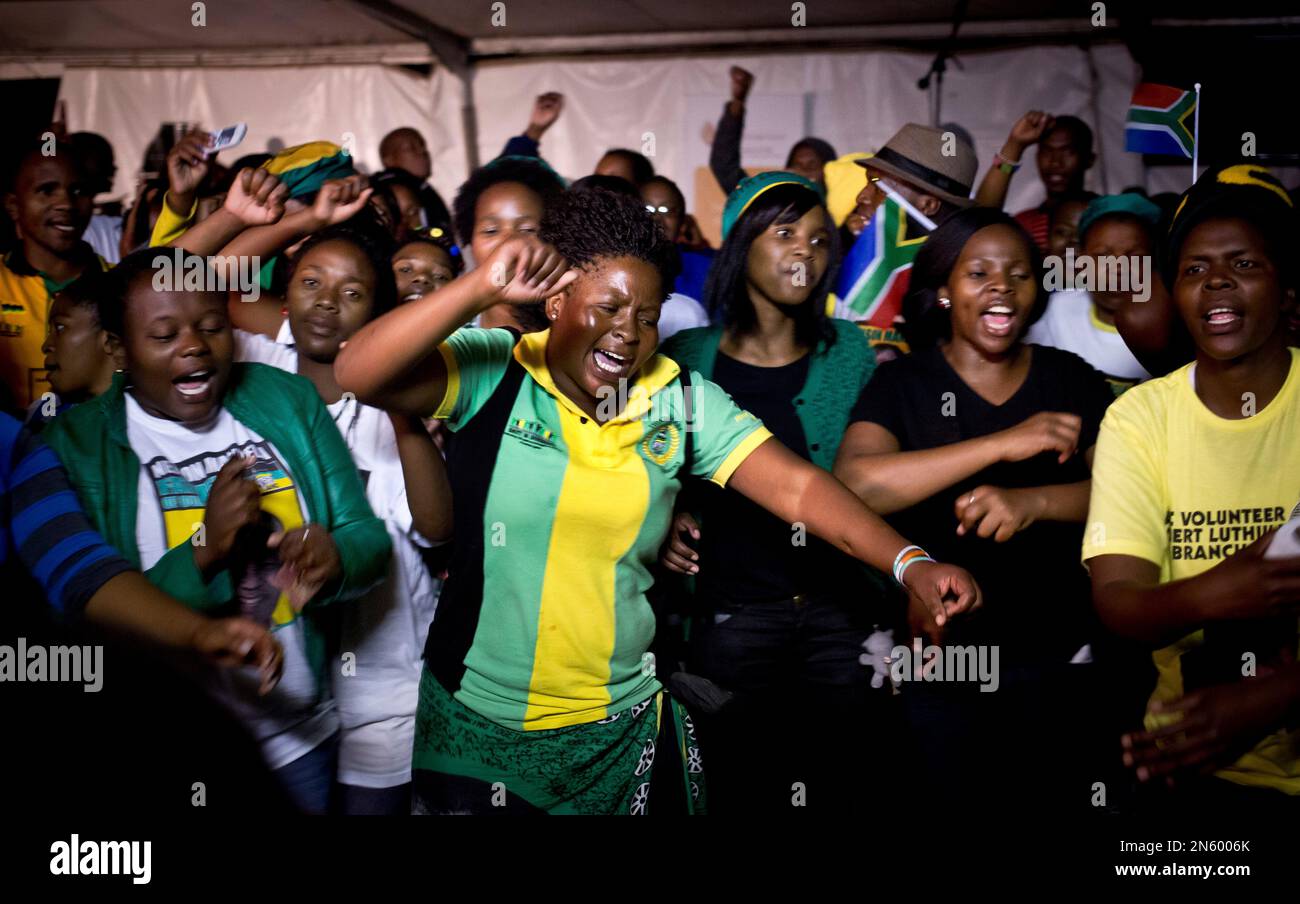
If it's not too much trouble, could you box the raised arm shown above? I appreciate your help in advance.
[710,66,752,194]
[834,411,1083,514]
[218,175,372,336]
[974,111,1052,210]
[729,437,981,629]
[169,167,289,257]
[158,130,213,229]
[335,236,576,416]
[500,92,564,158]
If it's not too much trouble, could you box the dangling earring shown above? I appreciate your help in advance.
[938,297,952,310]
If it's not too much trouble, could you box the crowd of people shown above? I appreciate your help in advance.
[2,68,1298,817]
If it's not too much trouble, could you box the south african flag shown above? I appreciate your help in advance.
[1125,83,1196,158]
[831,195,926,343]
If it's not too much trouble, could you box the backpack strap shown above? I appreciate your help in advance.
[678,366,695,477]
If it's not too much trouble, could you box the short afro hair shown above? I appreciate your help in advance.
[640,175,685,210]
[540,187,679,302]
[3,133,84,194]
[1048,115,1094,154]
[599,149,655,186]
[452,156,565,249]
[568,174,639,198]
[56,268,108,325]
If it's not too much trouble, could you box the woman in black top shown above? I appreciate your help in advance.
[659,175,902,816]
[834,207,1119,812]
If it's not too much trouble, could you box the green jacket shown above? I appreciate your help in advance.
[661,319,877,470]
[43,363,392,681]
[660,319,891,601]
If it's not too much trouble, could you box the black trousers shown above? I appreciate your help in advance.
[687,593,913,816]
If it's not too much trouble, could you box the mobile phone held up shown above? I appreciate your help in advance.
[205,123,247,158]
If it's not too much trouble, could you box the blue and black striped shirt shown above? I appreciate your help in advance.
[1,412,130,615]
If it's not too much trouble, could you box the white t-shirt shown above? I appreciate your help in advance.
[236,329,441,787]
[658,292,710,341]
[1026,290,1151,386]
[124,393,337,770]
[236,328,297,371]
[83,214,122,265]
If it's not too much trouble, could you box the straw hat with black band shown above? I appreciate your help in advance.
[855,123,977,210]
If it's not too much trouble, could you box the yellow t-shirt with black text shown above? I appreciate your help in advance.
[1084,348,1300,793]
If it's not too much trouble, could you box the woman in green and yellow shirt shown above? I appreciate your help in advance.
[336,187,981,815]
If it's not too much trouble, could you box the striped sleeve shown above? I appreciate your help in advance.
[1,416,131,616]
[432,327,516,428]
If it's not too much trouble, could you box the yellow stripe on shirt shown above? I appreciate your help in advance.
[710,426,773,487]
[432,341,461,419]
[523,407,649,729]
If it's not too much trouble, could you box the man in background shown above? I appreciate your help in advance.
[379,127,452,233]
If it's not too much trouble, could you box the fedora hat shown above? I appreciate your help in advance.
[855,123,976,208]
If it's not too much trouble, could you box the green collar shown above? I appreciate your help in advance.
[96,364,265,448]
[691,324,833,382]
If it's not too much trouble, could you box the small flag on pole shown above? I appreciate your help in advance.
[832,193,927,344]
[1125,83,1197,158]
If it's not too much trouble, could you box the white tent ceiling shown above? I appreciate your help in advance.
[2,0,1298,66]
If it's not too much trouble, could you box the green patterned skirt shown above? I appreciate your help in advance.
[412,667,706,815]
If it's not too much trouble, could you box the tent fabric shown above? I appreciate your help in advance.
[51,43,1162,244]
[56,63,469,209]
[471,44,1144,244]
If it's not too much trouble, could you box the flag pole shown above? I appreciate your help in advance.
[1191,82,1202,185]
[879,182,939,232]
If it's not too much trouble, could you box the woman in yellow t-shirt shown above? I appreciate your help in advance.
[1086,165,1300,809]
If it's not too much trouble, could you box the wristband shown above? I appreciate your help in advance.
[892,545,933,585]
[993,151,1022,175]
[896,554,934,586]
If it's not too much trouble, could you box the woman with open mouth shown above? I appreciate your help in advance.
[834,206,1118,814]
[1087,165,1300,812]
[41,248,392,815]
[336,187,982,815]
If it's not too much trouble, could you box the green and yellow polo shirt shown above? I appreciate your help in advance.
[0,248,108,409]
[428,326,771,731]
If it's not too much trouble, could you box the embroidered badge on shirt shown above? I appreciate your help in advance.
[641,421,680,466]
[506,417,557,449]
